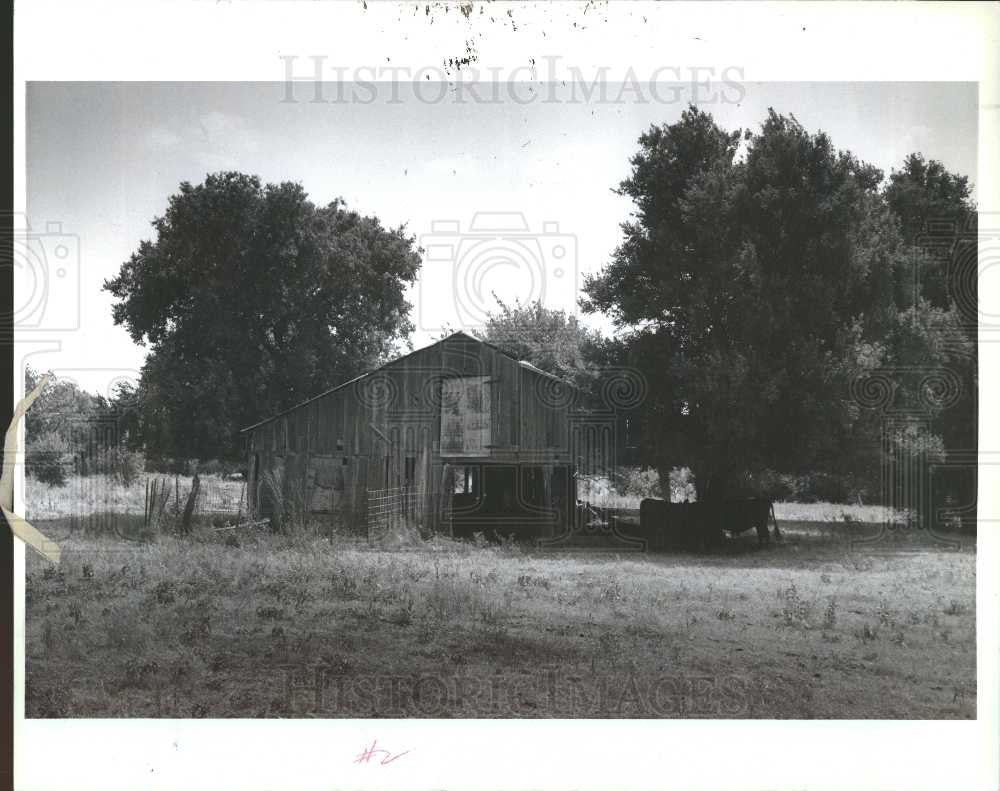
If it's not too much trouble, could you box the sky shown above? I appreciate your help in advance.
[23,81,978,395]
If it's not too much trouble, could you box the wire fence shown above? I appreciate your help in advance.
[367,485,424,544]
[144,474,250,534]
[171,475,247,518]
[26,470,248,521]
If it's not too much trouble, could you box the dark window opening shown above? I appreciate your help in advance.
[453,465,479,495]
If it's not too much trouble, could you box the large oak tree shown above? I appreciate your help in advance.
[583,107,973,510]
[104,172,421,460]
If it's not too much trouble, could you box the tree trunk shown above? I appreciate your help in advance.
[657,466,673,502]
[180,473,200,535]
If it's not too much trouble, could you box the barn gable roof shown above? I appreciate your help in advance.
[239,330,575,433]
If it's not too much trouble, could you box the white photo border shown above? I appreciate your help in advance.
[12,2,1000,790]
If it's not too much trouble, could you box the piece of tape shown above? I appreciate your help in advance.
[1,375,61,564]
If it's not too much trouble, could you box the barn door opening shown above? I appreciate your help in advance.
[448,463,555,540]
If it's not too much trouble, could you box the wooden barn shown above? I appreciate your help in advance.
[241,331,601,541]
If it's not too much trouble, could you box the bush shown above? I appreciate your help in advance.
[198,459,224,476]
[612,467,663,500]
[750,469,874,504]
[25,432,68,487]
[33,457,67,487]
[754,470,796,501]
[144,457,194,475]
[91,446,143,488]
[667,467,697,502]
[797,472,850,503]
[197,458,245,477]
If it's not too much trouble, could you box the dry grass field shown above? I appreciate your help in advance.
[26,473,246,521]
[24,505,975,719]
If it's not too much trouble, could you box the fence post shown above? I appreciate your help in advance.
[181,473,200,535]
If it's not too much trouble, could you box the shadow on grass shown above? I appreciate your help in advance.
[534,519,975,571]
[31,514,975,573]
[32,512,237,543]
[33,513,150,542]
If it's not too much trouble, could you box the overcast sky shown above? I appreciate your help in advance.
[24,81,978,395]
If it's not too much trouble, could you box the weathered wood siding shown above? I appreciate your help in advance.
[244,333,576,533]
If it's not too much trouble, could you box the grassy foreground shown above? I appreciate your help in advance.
[25,516,975,719]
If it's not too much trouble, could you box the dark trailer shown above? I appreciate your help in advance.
[241,332,590,541]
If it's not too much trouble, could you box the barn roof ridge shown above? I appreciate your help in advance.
[239,330,573,433]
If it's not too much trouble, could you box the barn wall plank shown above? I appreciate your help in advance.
[246,335,577,535]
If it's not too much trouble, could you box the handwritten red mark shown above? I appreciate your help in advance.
[354,739,411,766]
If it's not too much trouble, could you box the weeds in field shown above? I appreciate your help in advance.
[517,574,550,590]
[290,588,313,614]
[28,684,74,717]
[855,623,879,642]
[425,575,465,621]
[944,599,968,616]
[473,590,511,636]
[153,581,176,605]
[104,608,150,652]
[596,631,620,668]
[391,595,415,626]
[779,584,812,626]
[823,598,837,630]
[25,515,976,719]
[495,532,522,556]
[600,579,625,602]
[469,569,498,586]
[177,601,212,645]
[121,659,160,689]
[846,556,875,572]
[328,568,359,600]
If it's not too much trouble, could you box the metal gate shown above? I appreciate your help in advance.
[366,485,424,544]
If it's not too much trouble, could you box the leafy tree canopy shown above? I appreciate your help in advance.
[104,172,421,460]
[583,106,974,500]
[474,296,605,394]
